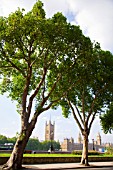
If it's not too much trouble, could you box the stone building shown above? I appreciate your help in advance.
[95,132,101,145]
[44,121,105,152]
[61,132,104,152]
[61,137,75,151]
[78,132,83,144]
[45,120,55,141]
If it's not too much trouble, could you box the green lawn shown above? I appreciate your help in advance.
[0,153,11,157]
[0,153,80,157]
[0,153,113,157]
[24,153,81,157]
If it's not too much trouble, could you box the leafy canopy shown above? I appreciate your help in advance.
[0,0,88,117]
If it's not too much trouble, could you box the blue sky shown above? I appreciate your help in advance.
[0,0,113,143]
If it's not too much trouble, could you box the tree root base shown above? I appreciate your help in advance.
[2,163,22,170]
[81,163,90,166]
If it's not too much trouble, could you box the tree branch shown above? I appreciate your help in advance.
[82,89,85,122]
[1,47,26,77]
[88,111,97,133]
[21,65,32,127]
[67,99,83,132]
[27,67,47,117]
[74,104,84,125]
[30,48,44,67]
[86,83,108,124]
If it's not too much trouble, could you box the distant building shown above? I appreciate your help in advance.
[96,132,101,145]
[44,121,105,152]
[45,120,55,141]
[61,132,105,152]
[78,132,83,144]
[61,137,75,151]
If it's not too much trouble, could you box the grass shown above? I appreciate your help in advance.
[0,153,113,157]
[0,153,80,157]
[23,153,81,157]
[0,153,11,157]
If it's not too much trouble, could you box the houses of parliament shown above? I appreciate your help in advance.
[45,120,105,152]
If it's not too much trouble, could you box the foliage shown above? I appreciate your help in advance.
[60,49,113,125]
[7,137,17,145]
[53,42,113,165]
[1,0,113,168]
[41,140,60,151]
[105,146,113,155]
[71,150,82,155]
[26,138,60,151]
[0,1,84,110]
[72,150,100,155]
[25,138,41,150]
[100,102,113,133]
[0,134,60,151]
[0,0,88,133]
[0,135,17,145]
[0,135,8,144]
[0,0,91,168]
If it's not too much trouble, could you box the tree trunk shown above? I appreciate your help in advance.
[2,125,33,170]
[81,133,89,166]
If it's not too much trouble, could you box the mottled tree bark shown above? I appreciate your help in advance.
[81,132,89,166]
[2,120,36,170]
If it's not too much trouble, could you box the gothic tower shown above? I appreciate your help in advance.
[45,120,55,141]
[78,132,82,143]
[96,132,101,145]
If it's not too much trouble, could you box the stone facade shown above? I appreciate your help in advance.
[44,121,105,152]
[61,137,75,151]
[78,132,83,144]
[45,120,55,141]
[61,132,104,152]
[95,132,101,145]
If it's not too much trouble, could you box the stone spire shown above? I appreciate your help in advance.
[96,132,101,145]
[78,132,82,144]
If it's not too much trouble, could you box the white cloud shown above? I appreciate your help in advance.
[0,0,35,16]
[67,0,113,53]
[42,0,69,18]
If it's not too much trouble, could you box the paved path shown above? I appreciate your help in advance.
[0,162,113,169]
[22,162,113,169]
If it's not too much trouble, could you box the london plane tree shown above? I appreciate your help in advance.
[0,1,94,169]
[57,48,113,165]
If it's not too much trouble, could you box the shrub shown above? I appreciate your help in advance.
[72,150,82,155]
[72,150,100,155]
[105,146,113,155]
[88,150,100,155]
